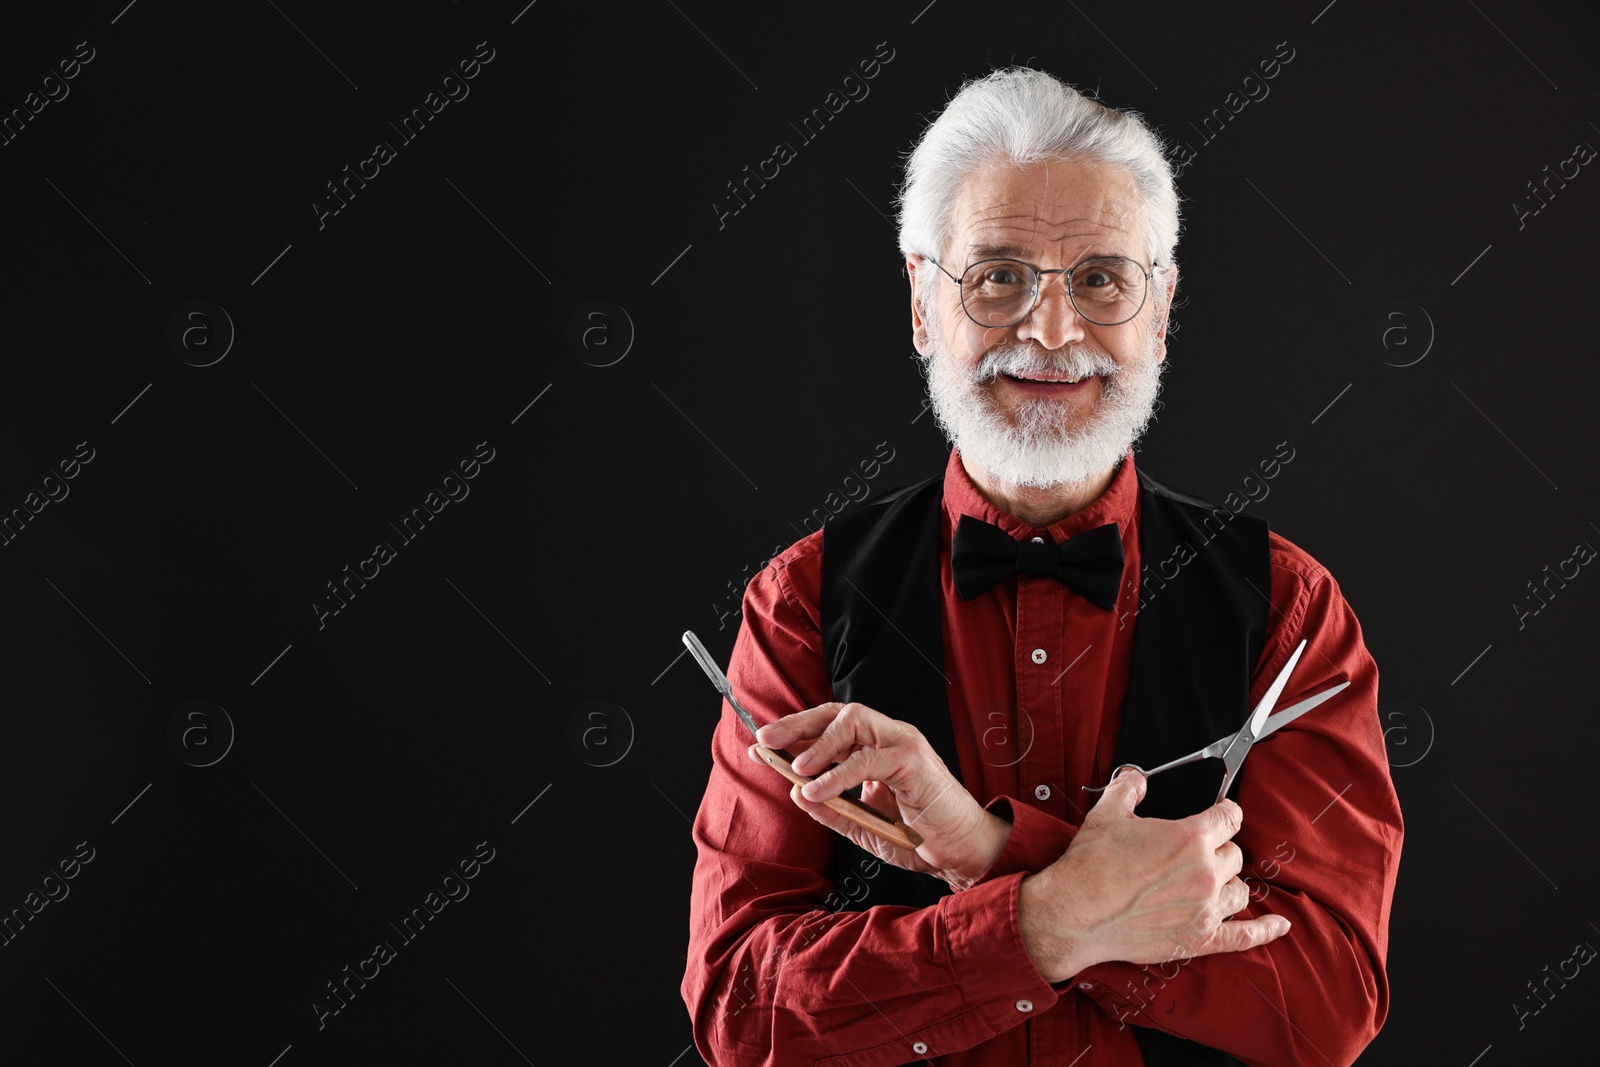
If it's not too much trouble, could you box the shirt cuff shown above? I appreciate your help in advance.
[941,869,1062,1031]
[970,797,1079,885]
[1068,959,1175,1028]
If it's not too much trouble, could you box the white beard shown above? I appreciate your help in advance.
[915,313,1168,490]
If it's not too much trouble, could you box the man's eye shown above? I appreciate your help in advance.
[1079,270,1113,288]
[983,268,1021,285]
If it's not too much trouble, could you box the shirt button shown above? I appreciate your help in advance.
[1034,784,1051,801]
[912,1041,928,1054]
[1078,981,1094,990]
[1029,535,1046,543]
[1016,999,1034,1012]
[1031,648,1047,664]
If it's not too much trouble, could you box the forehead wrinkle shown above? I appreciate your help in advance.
[960,195,1137,241]
[956,206,1139,265]
[965,199,1133,229]
[961,174,1137,219]
[946,159,1145,267]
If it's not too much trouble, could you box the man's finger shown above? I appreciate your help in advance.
[1085,767,1146,823]
[788,781,854,834]
[786,783,897,858]
[1190,797,1244,848]
[1215,840,1244,879]
[1199,914,1291,956]
[788,780,867,830]
[1220,876,1251,918]
[801,745,912,803]
[789,703,903,775]
[754,702,846,749]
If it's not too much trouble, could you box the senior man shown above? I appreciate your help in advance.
[682,66,1402,1067]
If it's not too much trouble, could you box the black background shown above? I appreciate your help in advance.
[0,1,1596,1063]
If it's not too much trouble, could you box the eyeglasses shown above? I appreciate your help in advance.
[922,253,1156,328]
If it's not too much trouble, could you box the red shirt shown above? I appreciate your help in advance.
[682,444,1403,1067]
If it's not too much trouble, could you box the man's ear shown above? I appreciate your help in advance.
[1151,260,1179,363]
[906,254,933,358]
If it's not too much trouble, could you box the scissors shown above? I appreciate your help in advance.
[1083,638,1349,804]
[682,630,924,851]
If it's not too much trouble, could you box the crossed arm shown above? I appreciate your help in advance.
[681,550,1403,1066]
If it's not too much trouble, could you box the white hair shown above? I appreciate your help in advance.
[896,66,1180,318]
[917,318,1168,489]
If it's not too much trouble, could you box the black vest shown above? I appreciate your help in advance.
[820,461,1270,1067]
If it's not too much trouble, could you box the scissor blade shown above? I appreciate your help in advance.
[1246,639,1307,741]
[1258,680,1351,738]
[682,630,761,738]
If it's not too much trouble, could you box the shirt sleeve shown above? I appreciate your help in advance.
[681,542,1060,1067]
[970,796,1078,883]
[1072,543,1405,1067]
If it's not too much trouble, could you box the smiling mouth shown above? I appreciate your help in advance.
[1002,371,1096,387]
[1006,371,1086,382]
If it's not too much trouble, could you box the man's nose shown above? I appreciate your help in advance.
[1013,273,1088,350]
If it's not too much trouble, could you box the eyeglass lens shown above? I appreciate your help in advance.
[959,256,1147,327]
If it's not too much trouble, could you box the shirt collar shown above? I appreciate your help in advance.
[941,443,1140,545]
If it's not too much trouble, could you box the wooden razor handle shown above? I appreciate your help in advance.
[755,744,924,851]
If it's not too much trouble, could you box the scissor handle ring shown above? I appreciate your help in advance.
[1081,763,1145,793]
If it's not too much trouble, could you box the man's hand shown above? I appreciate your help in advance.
[1019,768,1291,983]
[750,702,1010,889]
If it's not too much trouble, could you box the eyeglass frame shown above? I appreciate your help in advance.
[919,251,1160,328]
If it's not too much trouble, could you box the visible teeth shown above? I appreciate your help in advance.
[1012,373,1085,384]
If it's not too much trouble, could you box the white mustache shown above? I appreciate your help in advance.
[974,345,1121,385]
[917,324,1166,490]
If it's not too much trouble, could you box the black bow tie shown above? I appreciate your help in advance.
[951,514,1124,608]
